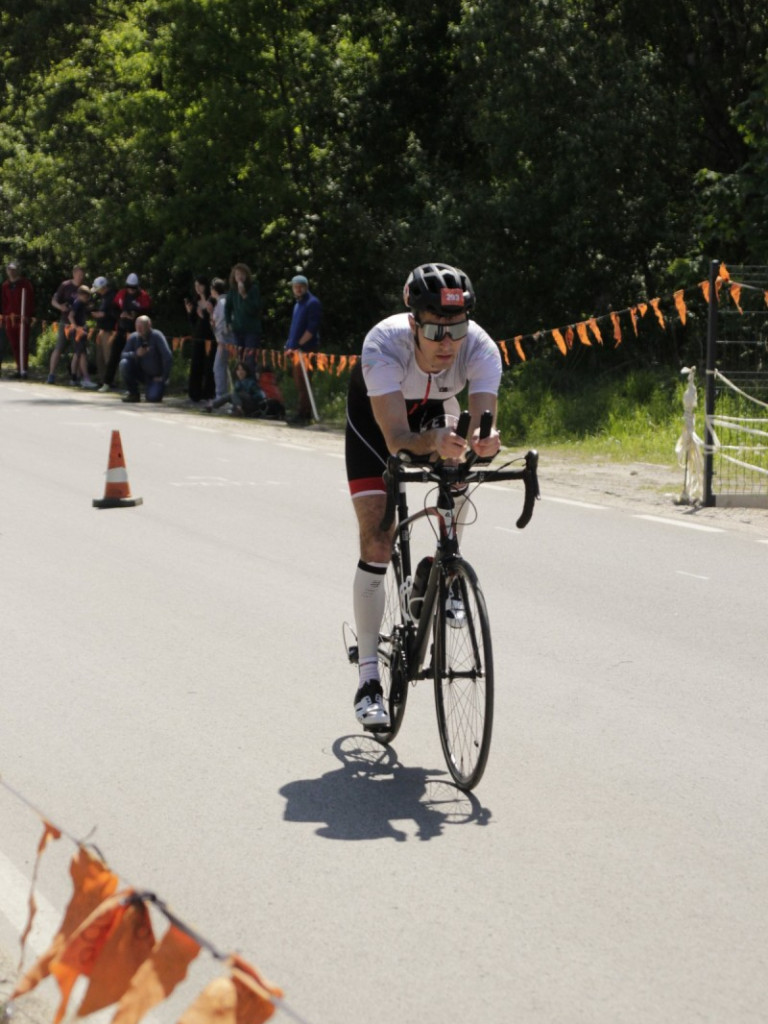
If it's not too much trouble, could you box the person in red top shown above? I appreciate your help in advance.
[1,260,35,379]
[101,273,152,390]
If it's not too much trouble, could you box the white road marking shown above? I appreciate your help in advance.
[676,570,710,580]
[543,496,608,510]
[278,443,313,452]
[633,515,723,533]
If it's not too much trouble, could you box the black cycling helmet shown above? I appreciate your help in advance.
[403,263,476,315]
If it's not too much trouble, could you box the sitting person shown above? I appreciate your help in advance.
[119,315,173,403]
[258,367,286,419]
[203,361,266,417]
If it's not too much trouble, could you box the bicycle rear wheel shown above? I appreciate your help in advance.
[374,543,409,744]
[433,559,494,789]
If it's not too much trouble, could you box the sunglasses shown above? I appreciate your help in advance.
[418,319,469,342]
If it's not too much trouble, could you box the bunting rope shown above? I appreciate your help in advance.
[0,773,316,1024]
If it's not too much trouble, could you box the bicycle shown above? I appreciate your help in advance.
[346,411,539,790]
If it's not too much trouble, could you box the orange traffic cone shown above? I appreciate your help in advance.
[93,430,143,509]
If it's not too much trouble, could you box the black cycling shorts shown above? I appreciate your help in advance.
[345,360,454,497]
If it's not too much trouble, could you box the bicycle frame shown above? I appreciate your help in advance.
[391,483,464,681]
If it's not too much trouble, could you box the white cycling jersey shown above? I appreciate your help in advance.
[361,313,502,403]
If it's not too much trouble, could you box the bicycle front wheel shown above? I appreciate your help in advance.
[433,559,494,789]
[375,543,409,744]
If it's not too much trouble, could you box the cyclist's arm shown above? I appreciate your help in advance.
[370,391,466,460]
[468,392,501,457]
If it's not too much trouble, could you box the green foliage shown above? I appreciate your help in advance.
[1,0,767,366]
[497,359,683,460]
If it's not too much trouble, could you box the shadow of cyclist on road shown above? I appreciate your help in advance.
[278,735,491,841]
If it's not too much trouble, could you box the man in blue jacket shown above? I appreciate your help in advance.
[120,315,173,403]
[284,274,322,424]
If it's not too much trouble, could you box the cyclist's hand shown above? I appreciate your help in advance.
[471,427,501,459]
[434,426,468,460]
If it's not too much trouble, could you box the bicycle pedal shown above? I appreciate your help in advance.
[362,721,389,734]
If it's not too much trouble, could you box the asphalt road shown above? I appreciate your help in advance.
[1,381,767,1024]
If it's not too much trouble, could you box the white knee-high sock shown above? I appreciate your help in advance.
[353,559,388,685]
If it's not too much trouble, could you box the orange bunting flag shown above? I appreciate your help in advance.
[551,329,567,356]
[77,897,155,1016]
[564,326,574,349]
[587,318,602,345]
[230,954,283,1024]
[576,322,591,347]
[178,977,238,1024]
[13,847,119,1000]
[497,339,509,364]
[337,355,347,375]
[610,312,622,347]
[513,336,526,362]
[729,283,743,312]
[673,290,687,325]
[700,280,710,305]
[18,821,62,972]
[629,308,639,336]
[50,891,132,1023]
[111,924,201,1024]
[649,297,666,330]
[719,262,730,281]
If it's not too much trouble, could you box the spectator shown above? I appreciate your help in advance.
[284,273,322,424]
[120,315,173,403]
[1,260,35,379]
[102,273,152,390]
[68,284,98,389]
[208,276,234,403]
[48,265,85,384]
[184,275,215,404]
[258,366,286,420]
[90,276,119,388]
[224,263,262,370]
[203,361,266,417]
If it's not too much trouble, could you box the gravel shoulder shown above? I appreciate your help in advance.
[537,449,768,536]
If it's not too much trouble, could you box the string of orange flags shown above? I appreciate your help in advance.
[0,774,313,1024]
[497,262,767,363]
[2,264,765,371]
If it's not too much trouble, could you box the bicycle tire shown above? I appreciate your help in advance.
[433,559,494,789]
[374,543,409,744]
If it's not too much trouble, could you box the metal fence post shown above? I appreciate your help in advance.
[703,259,719,507]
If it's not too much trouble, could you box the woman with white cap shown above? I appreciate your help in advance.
[90,276,119,388]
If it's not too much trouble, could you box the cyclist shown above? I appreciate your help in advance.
[346,262,502,728]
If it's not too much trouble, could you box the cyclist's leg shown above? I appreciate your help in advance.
[346,374,395,727]
[351,494,394,727]
[433,559,494,789]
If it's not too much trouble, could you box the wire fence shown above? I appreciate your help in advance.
[704,263,768,507]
